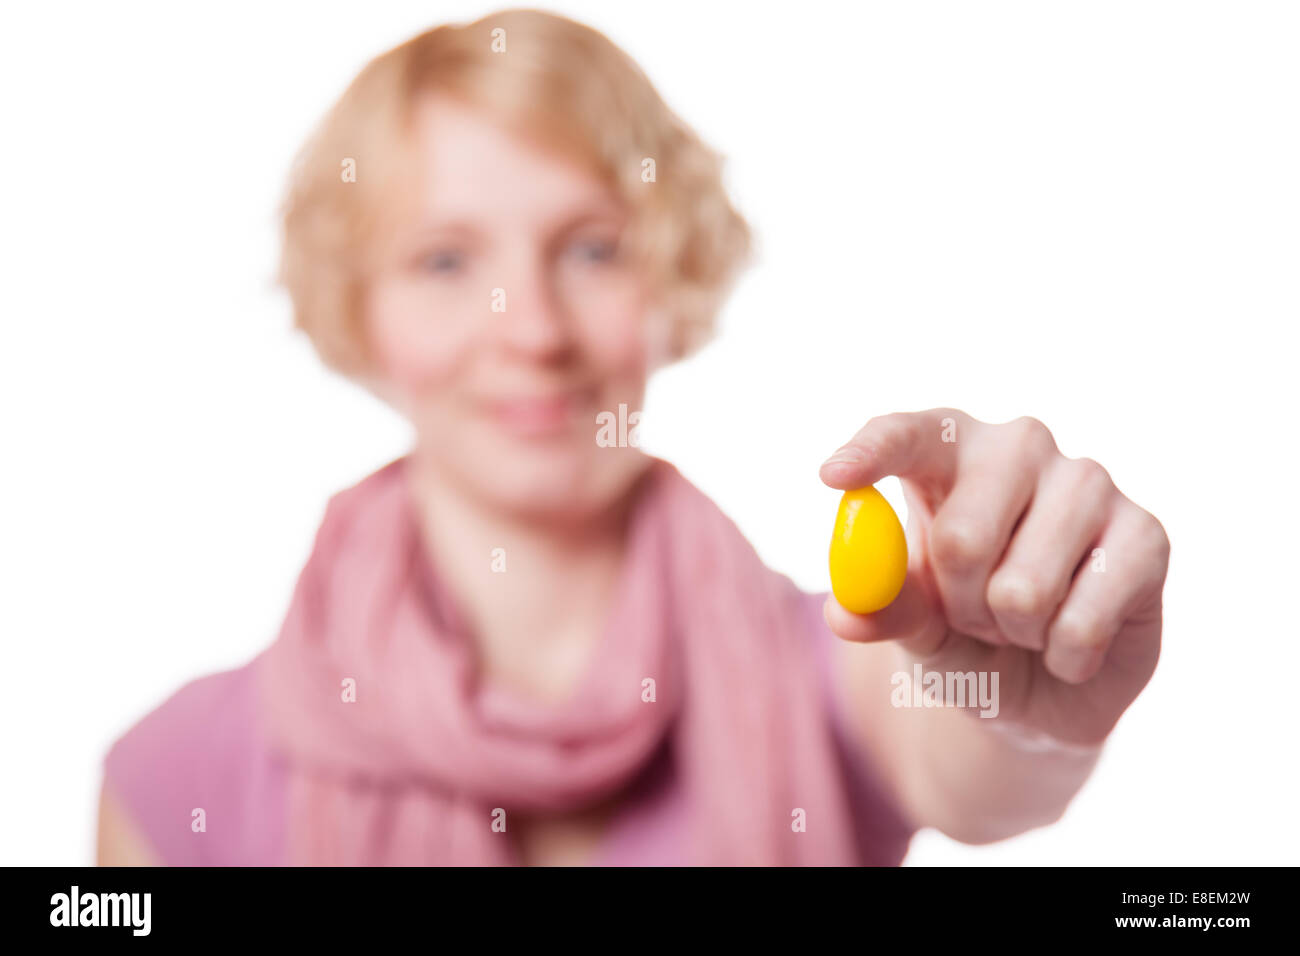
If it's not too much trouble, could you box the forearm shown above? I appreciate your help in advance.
[898,654,1104,843]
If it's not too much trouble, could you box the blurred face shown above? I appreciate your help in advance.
[362,93,663,521]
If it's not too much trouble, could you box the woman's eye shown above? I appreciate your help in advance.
[419,250,465,274]
[569,238,617,263]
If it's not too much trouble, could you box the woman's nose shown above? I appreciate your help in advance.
[494,261,573,358]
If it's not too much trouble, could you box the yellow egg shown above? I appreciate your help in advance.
[829,486,908,614]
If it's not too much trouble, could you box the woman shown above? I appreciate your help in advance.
[97,9,1169,866]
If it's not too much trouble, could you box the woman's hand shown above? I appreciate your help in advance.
[820,408,1169,749]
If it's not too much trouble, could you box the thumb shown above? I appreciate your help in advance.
[823,570,944,650]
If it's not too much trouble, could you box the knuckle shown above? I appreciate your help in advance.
[934,406,970,428]
[1120,502,1172,573]
[1141,509,1172,564]
[863,413,916,458]
[987,571,1053,620]
[1010,415,1056,459]
[929,517,995,574]
[1070,456,1115,497]
[1050,606,1110,654]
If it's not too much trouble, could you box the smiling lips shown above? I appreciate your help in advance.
[484,387,593,438]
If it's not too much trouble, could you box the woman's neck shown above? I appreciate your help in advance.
[403,453,637,705]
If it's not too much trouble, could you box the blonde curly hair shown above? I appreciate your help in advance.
[276,7,754,378]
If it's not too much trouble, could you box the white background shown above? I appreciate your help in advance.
[2,0,1296,865]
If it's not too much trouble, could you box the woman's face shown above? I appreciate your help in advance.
[362,93,661,521]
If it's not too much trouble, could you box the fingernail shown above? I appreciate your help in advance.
[821,445,865,468]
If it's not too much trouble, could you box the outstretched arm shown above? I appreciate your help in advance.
[820,408,1169,843]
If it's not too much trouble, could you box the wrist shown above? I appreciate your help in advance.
[976,714,1106,757]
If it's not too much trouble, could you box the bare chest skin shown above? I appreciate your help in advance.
[510,797,622,866]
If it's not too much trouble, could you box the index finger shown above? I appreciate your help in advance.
[819,409,963,490]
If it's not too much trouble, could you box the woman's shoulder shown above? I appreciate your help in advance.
[101,655,286,866]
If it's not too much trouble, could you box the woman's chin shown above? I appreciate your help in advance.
[470,441,648,522]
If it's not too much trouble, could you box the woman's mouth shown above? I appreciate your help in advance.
[483,388,594,439]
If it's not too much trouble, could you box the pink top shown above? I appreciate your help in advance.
[102,588,917,866]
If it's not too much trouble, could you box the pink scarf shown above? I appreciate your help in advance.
[255,455,859,865]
